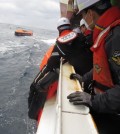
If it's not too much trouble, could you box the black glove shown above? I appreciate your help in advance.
[67,91,93,107]
[70,73,83,83]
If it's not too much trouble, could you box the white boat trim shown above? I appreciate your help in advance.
[36,61,98,134]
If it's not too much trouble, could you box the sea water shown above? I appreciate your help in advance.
[0,23,57,134]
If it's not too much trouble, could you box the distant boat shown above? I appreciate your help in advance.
[15,29,33,36]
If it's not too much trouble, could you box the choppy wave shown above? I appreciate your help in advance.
[0,23,57,134]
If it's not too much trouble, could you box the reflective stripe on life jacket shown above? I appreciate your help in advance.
[91,19,120,93]
[57,30,77,44]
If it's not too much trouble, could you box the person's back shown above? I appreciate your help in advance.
[56,18,93,75]
[57,33,93,75]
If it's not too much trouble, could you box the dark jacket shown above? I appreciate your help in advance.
[84,26,120,114]
[47,33,93,76]
[28,32,93,119]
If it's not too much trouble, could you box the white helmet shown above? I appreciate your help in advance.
[77,0,112,14]
[76,0,100,14]
[80,19,88,28]
[57,17,70,28]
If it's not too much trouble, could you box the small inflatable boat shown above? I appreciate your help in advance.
[15,29,33,36]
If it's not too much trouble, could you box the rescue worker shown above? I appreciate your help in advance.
[55,17,93,76]
[67,0,120,133]
[28,17,93,120]
[80,18,93,52]
[80,18,90,35]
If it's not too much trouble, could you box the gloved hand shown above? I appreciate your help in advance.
[67,91,93,107]
[70,73,82,83]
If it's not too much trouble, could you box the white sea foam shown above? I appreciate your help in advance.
[41,39,56,46]
[0,41,28,54]
[0,46,12,54]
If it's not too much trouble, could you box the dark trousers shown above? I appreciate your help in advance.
[92,112,120,134]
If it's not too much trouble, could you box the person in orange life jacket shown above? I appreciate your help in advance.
[28,18,73,119]
[29,17,93,102]
[79,18,93,50]
[80,18,92,36]
[79,18,93,51]
[28,17,93,119]
[67,0,120,116]
[67,0,120,133]
[40,17,93,77]
[29,17,93,95]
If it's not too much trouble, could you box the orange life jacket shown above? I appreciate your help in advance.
[93,7,120,42]
[38,31,76,123]
[40,30,77,70]
[37,81,58,123]
[40,45,54,70]
[38,45,57,122]
[91,19,120,93]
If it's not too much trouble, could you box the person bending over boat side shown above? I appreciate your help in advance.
[54,17,93,76]
[67,0,120,133]
[28,17,93,120]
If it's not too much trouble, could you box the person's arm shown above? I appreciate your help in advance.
[67,26,120,114]
[82,69,93,83]
[28,44,60,108]
[91,85,120,114]
[46,44,61,70]
[70,69,93,92]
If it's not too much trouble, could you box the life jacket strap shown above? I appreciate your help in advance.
[94,80,110,92]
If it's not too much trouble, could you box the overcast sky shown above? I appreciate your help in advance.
[0,0,60,30]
